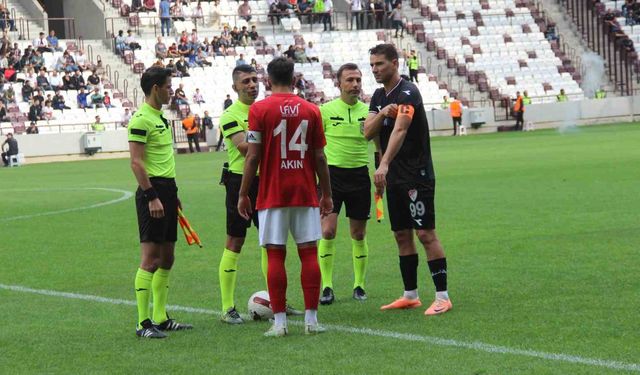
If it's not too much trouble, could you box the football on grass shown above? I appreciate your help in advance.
[248,291,273,321]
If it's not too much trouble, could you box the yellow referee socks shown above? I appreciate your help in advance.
[352,238,368,289]
[152,268,171,324]
[318,238,335,289]
[134,268,154,326]
[219,249,239,312]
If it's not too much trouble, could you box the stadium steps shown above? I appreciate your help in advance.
[6,0,46,41]
[88,40,142,106]
[399,4,492,106]
[535,0,616,95]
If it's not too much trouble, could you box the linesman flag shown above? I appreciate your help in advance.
[374,193,384,222]
[178,207,203,248]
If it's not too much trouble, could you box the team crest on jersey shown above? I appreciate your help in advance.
[280,103,300,118]
[408,189,418,202]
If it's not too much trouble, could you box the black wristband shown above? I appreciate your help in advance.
[143,187,158,201]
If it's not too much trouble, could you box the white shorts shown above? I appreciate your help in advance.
[257,207,321,246]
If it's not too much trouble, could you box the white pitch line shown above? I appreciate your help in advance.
[1,283,638,372]
[0,188,133,222]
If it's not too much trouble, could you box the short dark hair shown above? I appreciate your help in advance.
[336,63,361,82]
[232,64,257,82]
[369,44,399,62]
[140,67,173,96]
[267,57,294,86]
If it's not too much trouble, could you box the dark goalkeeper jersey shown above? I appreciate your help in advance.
[369,78,435,186]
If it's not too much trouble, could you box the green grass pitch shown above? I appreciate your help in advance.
[1,124,639,374]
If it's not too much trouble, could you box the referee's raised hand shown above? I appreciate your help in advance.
[149,198,165,219]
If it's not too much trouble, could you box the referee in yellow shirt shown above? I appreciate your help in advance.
[128,67,193,338]
[318,63,372,304]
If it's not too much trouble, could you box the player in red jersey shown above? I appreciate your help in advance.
[238,57,333,337]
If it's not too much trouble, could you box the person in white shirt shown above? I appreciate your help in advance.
[322,0,333,31]
[49,70,63,91]
[75,49,88,71]
[273,44,284,58]
[125,30,141,50]
[192,88,205,104]
[305,41,319,62]
[121,108,132,127]
[350,0,363,30]
[25,69,38,87]
[33,32,52,53]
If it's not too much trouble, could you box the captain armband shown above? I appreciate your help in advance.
[397,104,415,119]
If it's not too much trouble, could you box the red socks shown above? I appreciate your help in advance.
[266,248,287,314]
[267,246,321,313]
[298,246,321,310]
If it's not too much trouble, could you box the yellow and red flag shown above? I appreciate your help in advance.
[374,193,384,222]
[178,207,203,248]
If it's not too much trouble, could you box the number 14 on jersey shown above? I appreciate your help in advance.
[273,119,308,170]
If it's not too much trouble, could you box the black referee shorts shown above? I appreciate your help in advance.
[387,180,436,232]
[225,173,259,237]
[328,166,371,221]
[135,177,178,243]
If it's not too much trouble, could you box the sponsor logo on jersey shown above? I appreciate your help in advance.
[408,189,417,202]
[280,103,300,118]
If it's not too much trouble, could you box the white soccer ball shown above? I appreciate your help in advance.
[248,290,273,321]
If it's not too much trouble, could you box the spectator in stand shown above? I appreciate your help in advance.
[350,0,363,29]
[152,58,164,68]
[297,0,313,23]
[72,70,86,90]
[165,58,177,75]
[159,0,172,36]
[211,36,225,56]
[373,0,384,28]
[103,91,113,109]
[209,0,221,27]
[62,51,79,72]
[28,99,44,122]
[220,26,233,47]
[143,0,157,12]
[25,68,38,86]
[192,88,205,104]
[274,44,284,58]
[0,101,7,121]
[131,0,143,12]
[91,115,105,132]
[294,45,309,63]
[171,0,186,21]
[238,0,252,21]
[22,81,34,102]
[193,1,205,22]
[189,29,201,51]
[62,71,74,90]
[49,70,63,91]
[223,94,232,109]
[269,1,282,26]
[249,25,259,43]
[42,100,54,119]
[389,3,404,38]
[121,107,132,127]
[202,110,213,130]
[305,41,319,62]
[125,30,142,50]
[77,88,89,110]
[4,84,15,103]
[32,89,44,105]
[33,32,52,53]
[167,42,179,58]
[237,26,250,47]
[176,56,190,77]
[115,30,127,55]
[284,45,296,60]
[250,58,259,69]
[75,49,88,71]
[31,51,45,71]
[47,30,63,52]
[181,0,192,20]
[87,70,101,91]
[36,70,53,91]
[155,37,168,59]
[53,90,70,110]
[195,47,212,67]
[236,53,247,66]
[0,5,16,32]
[90,88,105,108]
[178,40,191,57]
[174,83,188,105]
[26,121,39,134]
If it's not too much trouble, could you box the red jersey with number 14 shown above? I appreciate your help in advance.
[247,93,326,210]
